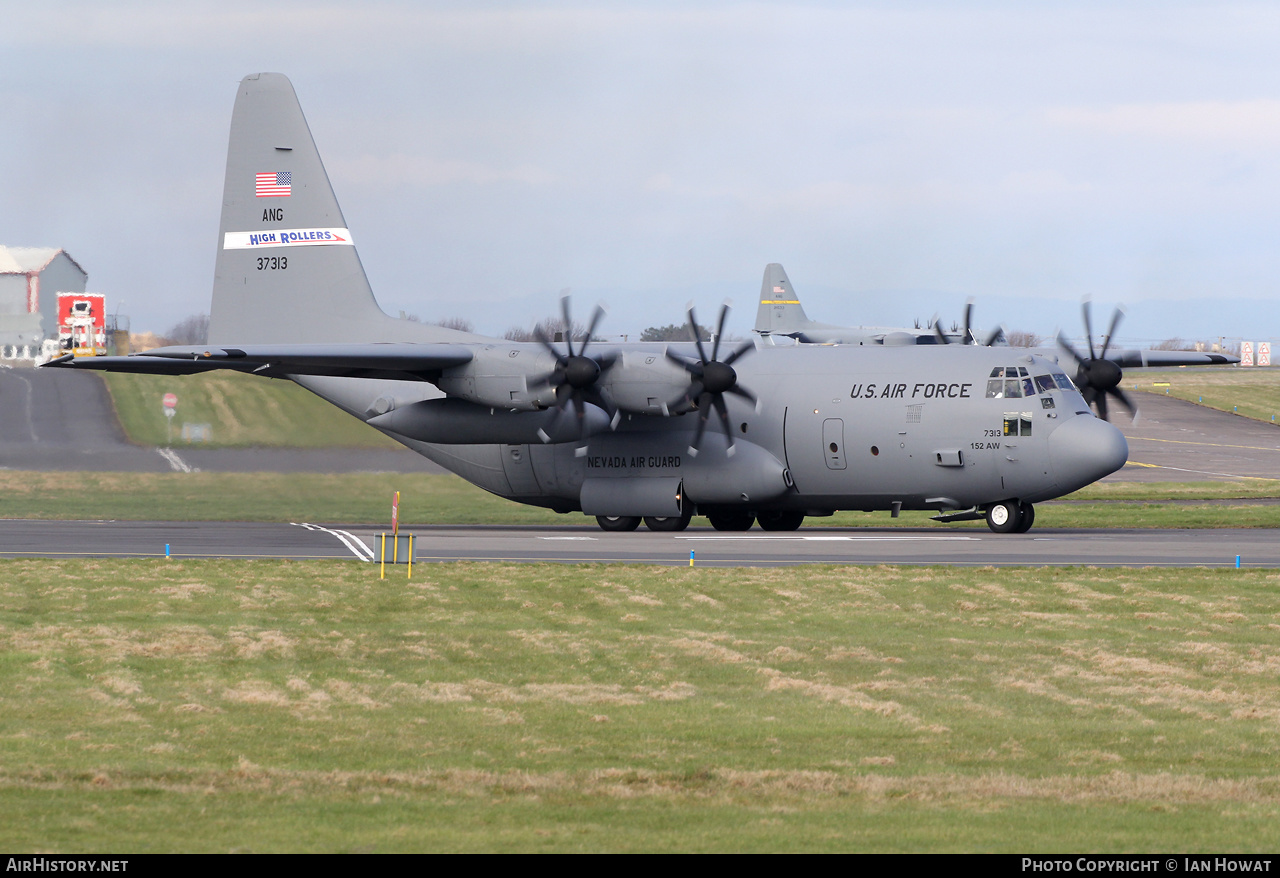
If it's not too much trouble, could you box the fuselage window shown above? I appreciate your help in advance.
[1003,412,1034,437]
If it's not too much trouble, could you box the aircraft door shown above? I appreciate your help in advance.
[822,419,847,470]
[500,444,542,495]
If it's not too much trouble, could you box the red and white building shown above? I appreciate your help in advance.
[0,246,89,359]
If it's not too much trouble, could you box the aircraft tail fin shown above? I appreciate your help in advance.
[208,73,423,345]
[753,263,814,335]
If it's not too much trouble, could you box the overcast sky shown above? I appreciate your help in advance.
[4,1,1280,344]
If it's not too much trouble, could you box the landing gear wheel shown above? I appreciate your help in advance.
[757,511,805,531]
[1013,502,1035,534]
[644,512,692,532]
[986,500,1024,534]
[596,515,641,532]
[708,512,755,531]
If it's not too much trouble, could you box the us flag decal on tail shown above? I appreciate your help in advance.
[255,171,291,197]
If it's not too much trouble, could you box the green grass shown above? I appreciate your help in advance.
[101,371,400,448]
[3,471,1280,528]
[3,560,1280,851]
[1131,366,1280,425]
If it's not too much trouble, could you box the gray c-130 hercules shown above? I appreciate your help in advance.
[47,73,1128,534]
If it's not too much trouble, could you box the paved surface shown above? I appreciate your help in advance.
[0,520,374,561]
[1107,391,1280,482]
[0,520,1273,567]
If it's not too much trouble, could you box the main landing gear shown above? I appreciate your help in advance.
[594,512,695,532]
[642,510,694,532]
[597,513,691,532]
[986,500,1034,534]
[707,512,755,531]
[595,515,641,532]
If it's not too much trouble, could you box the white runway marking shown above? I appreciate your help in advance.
[293,523,374,561]
[156,447,193,472]
[539,536,598,541]
[676,535,980,542]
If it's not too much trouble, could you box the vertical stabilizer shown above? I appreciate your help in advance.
[753,263,813,335]
[208,73,400,345]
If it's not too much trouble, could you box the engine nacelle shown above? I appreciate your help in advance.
[436,344,557,411]
[600,348,691,414]
[368,397,611,444]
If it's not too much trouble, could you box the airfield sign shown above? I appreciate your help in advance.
[163,393,177,443]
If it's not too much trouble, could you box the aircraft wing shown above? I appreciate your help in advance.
[43,343,475,381]
[1104,349,1239,367]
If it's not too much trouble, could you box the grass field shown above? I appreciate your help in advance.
[101,371,399,448]
[3,470,1280,528]
[3,560,1279,852]
[1131,366,1280,425]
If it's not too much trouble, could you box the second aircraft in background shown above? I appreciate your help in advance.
[753,263,1239,421]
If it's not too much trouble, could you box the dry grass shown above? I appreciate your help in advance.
[4,560,1280,851]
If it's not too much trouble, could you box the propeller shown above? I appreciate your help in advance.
[528,295,618,453]
[1055,300,1136,422]
[932,300,1004,346]
[665,303,758,457]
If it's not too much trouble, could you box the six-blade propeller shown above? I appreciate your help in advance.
[1056,300,1137,422]
[664,303,757,457]
[527,296,618,452]
[932,300,1004,346]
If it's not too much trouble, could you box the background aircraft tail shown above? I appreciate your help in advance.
[208,73,465,345]
[753,263,814,335]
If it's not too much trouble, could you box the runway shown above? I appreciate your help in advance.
[1,520,1274,567]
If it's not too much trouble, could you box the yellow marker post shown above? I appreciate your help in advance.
[379,532,414,579]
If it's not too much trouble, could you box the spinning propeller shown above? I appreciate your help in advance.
[1056,300,1137,422]
[933,300,1004,346]
[665,303,758,457]
[528,296,618,451]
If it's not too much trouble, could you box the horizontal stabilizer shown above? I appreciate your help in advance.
[42,343,474,381]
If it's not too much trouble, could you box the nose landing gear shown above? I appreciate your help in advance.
[986,499,1035,534]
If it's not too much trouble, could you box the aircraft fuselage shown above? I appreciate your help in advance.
[294,342,1126,523]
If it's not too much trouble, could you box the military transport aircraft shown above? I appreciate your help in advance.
[754,263,1239,421]
[47,73,1129,535]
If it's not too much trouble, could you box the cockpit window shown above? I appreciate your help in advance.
[1053,372,1075,391]
[1034,374,1057,394]
[987,366,1038,398]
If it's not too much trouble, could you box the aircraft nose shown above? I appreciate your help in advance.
[1048,414,1128,493]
